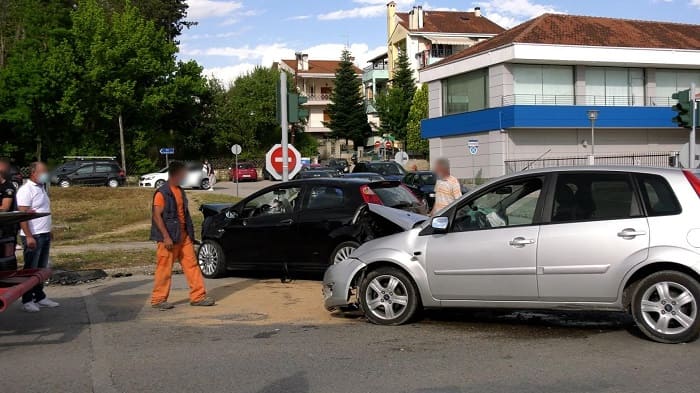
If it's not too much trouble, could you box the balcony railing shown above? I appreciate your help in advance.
[505,152,679,174]
[301,93,332,102]
[500,95,676,107]
[363,63,388,72]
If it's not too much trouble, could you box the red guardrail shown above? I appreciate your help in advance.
[0,268,52,312]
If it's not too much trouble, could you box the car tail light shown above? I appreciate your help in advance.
[359,185,383,205]
[683,170,700,197]
[119,170,125,177]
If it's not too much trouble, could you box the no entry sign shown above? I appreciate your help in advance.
[265,144,302,180]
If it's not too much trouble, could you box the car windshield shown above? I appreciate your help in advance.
[370,183,419,208]
[417,173,436,185]
[368,163,405,176]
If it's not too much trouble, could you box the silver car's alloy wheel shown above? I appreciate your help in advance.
[198,243,219,276]
[364,274,409,320]
[155,180,165,188]
[333,246,356,265]
[640,281,697,335]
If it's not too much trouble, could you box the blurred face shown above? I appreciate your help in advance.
[32,163,49,184]
[0,161,8,181]
[434,162,447,178]
[169,168,187,186]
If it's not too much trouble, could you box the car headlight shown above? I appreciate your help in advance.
[142,175,154,180]
[429,193,436,198]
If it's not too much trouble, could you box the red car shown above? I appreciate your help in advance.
[229,162,258,182]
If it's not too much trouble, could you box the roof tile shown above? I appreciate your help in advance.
[396,11,504,35]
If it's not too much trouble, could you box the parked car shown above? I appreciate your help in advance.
[139,162,211,189]
[327,158,350,174]
[230,162,258,182]
[402,171,437,208]
[52,162,126,188]
[352,161,406,181]
[344,172,386,182]
[51,157,119,179]
[324,167,700,344]
[295,170,332,179]
[196,178,428,278]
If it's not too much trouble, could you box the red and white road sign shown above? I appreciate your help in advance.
[385,140,393,149]
[374,141,381,149]
[265,144,302,180]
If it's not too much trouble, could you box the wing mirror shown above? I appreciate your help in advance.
[431,216,449,233]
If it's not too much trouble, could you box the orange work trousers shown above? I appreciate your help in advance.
[151,236,207,304]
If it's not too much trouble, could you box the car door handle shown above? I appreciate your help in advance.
[617,228,646,238]
[509,237,535,247]
[278,219,294,226]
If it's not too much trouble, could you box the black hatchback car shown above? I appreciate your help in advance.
[197,178,427,278]
[52,162,126,188]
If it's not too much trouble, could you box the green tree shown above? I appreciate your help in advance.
[324,49,371,148]
[406,84,429,156]
[376,47,416,145]
[106,0,195,42]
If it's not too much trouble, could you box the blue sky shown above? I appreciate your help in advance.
[178,0,700,84]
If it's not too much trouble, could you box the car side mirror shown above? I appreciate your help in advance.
[431,216,449,233]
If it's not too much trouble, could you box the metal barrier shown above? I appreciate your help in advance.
[505,152,680,174]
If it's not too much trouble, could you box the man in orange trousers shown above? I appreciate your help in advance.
[150,161,214,310]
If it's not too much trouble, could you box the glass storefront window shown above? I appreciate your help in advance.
[585,67,644,106]
[513,65,574,105]
[655,69,700,106]
[441,69,487,115]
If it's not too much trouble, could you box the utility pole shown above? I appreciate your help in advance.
[281,72,289,182]
[691,83,697,169]
[118,112,126,174]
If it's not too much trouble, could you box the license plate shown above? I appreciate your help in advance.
[242,174,251,178]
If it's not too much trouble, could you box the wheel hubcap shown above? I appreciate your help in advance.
[333,246,356,264]
[641,281,697,335]
[365,275,409,320]
[198,244,218,275]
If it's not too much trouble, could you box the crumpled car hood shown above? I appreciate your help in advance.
[366,203,428,231]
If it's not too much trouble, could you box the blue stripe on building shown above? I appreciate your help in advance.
[421,105,679,139]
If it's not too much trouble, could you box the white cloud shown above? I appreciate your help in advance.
[186,0,243,20]
[286,15,311,21]
[191,42,386,85]
[475,0,563,28]
[318,0,414,20]
[691,0,700,8]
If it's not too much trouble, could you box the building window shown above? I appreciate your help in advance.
[430,44,453,59]
[512,64,574,105]
[655,69,700,106]
[323,110,331,122]
[441,69,487,115]
[585,67,644,106]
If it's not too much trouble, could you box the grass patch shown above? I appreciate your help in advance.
[49,249,156,271]
[50,187,239,245]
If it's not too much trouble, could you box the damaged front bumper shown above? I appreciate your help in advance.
[322,258,367,310]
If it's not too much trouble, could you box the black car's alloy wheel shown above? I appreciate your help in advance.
[197,240,227,278]
[107,178,119,188]
[360,267,419,325]
[330,241,359,265]
[59,179,70,188]
[631,270,700,344]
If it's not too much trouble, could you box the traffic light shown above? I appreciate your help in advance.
[287,93,309,124]
[672,89,692,128]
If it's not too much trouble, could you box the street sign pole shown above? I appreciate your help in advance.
[280,72,289,182]
[691,83,697,169]
[235,153,238,196]
[231,144,242,197]
[165,153,169,168]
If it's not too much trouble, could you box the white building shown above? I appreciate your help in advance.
[419,14,700,180]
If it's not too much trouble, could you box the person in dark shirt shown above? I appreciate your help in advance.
[0,157,18,257]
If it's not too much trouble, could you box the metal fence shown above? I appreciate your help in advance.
[500,95,676,107]
[505,152,680,174]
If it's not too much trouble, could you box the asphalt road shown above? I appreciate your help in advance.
[1,274,699,393]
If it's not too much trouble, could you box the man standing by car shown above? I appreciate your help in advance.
[16,162,60,312]
[205,160,216,191]
[151,161,214,310]
[431,158,462,215]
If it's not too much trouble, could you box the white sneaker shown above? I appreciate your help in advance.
[36,298,60,308]
[22,302,40,313]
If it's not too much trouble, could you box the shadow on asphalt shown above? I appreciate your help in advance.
[0,279,151,349]
[256,371,309,393]
[332,308,637,339]
[170,278,259,306]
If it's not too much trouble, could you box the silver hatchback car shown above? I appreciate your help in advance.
[323,167,700,343]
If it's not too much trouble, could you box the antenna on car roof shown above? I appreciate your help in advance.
[522,149,552,172]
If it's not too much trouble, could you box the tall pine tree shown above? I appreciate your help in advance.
[376,47,416,147]
[324,49,371,148]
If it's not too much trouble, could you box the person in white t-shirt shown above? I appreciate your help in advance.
[16,162,59,312]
